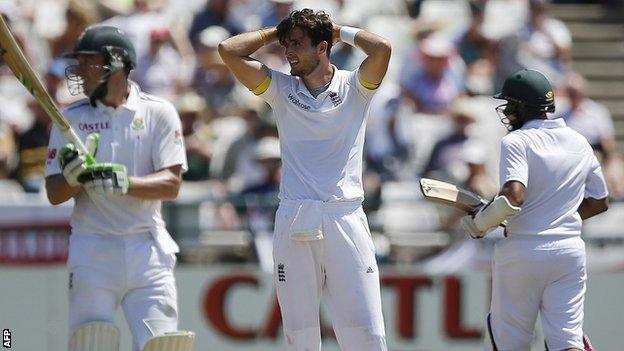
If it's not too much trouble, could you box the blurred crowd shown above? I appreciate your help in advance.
[0,0,622,263]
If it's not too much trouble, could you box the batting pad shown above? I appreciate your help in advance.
[142,331,195,351]
[69,321,120,351]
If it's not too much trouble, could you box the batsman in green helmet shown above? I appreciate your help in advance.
[493,68,556,131]
[45,25,194,351]
[461,69,608,351]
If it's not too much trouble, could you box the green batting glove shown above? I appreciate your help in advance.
[78,162,130,195]
[59,143,88,187]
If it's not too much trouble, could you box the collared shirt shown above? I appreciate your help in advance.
[258,67,378,202]
[500,118,608,236]
[45,82,187,244]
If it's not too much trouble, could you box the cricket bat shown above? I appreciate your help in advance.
[419,178,488,213]
[0,15,94,164]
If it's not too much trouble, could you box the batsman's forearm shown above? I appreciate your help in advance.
[218,27,277,58]
[127,169,182,200]
[45,174,81,205]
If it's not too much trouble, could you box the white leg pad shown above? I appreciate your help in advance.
[142,331,195,351]
[69,321,120,351]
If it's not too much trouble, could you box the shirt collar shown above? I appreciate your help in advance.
[521,118,566,130]
[94,80,141,114]
[124,81,141,111]
[296,65,340,99]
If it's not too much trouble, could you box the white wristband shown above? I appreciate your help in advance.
[339,26,362,47]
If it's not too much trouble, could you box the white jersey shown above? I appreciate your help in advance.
[45,82,187,251]
[258,67,377,202]
[499,118,608,236]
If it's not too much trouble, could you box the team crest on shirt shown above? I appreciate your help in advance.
[329,92,343,107]
[131,116,145,131]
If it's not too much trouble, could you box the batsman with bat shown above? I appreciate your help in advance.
[460,69,608,351]
[219,9,391,351]
[42,26,193,351]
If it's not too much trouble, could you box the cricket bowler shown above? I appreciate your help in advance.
[219,8,391,351]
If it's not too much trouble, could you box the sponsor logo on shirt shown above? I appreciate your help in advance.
[47,148,57,160]
[79,122,110,132]
[287,93,310,110]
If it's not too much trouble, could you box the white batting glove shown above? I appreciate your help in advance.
[461,196,521,239]
[59,143,88,187]
[79,163,130,195]
[460,214,490,239]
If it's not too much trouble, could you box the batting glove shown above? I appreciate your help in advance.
[78,163,130,195]
[59,143,88,187]
[460,214,489,239]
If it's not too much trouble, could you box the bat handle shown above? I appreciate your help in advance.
[84,153,96,166]
[65,129,96,165]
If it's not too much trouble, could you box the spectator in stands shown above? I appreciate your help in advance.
[401,35,465,115]
[176,91,214,181]
[0,120,23,197]
[459,139,498,199]
[0,121,16,180]
[238,136,281,209]
[422,97,478,182]
[49,0,98,59]
[560,73,616,157]
[365,96,410,182]
[261,0,294,28]
[232,136,281,272]
[517,0,572,82]
[216,108,277,193]
[14,100,51,192]
[192,26,241,117]
[559,72,624,198]
[188,0,243,47]
[456,0,496,95]
[103,0,169,60]
[133,28,187,100]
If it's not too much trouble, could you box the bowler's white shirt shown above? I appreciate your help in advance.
[500,118,608,236]
[258,67,377,202]
[45,82,187,249]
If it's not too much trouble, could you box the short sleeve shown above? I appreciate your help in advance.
[585,155,609,199]
[350,69,379,101]
[151,102,188,172]
[256,69,288,105]
[499,134,529,187]
[44,125,66,177]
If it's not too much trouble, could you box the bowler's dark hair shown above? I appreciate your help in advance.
[276,9,333,57]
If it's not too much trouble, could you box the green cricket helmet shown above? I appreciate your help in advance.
[64,25,136,70]
[494,69,555,130]
[63,26,136,103]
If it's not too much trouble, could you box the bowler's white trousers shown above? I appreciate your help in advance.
[68,233,178,351]
[273,200,387,351]
[486,235,586,351]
